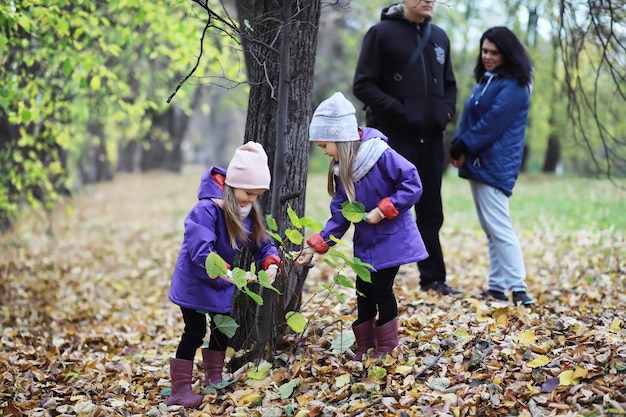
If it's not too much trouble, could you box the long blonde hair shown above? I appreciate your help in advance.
[326,141,360,202]
[222,185,268,248]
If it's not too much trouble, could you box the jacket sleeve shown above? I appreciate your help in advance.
[250,224,282,269]
[184,205,218,272]
[442,33,457,119]
[379,150,423,213]
[183,204,232,290]
[353,27,404,118]
[318,180,352,247]
[462,82,530,154]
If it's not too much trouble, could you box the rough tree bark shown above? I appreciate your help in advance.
[227,0,321,368]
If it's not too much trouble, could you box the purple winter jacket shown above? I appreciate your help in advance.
[318,127,428,270]
[168,166,280,314]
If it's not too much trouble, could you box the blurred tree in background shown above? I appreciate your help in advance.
[0,0,221,231]
[3,0,624,233]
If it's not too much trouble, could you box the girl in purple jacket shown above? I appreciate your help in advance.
[167,142,281,408]
[296,92,428,360]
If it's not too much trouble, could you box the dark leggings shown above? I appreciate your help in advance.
[354,266,400,327]
[175,307,229,360]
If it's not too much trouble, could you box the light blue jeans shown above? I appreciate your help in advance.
[470,180,527,293]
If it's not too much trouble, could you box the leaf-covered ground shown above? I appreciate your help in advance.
[1,170,625,417]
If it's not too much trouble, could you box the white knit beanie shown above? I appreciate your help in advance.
[225,142,271,190]
[309,92,359,142]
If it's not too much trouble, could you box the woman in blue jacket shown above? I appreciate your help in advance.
[449,26,534,306]
[168,142,281,408]
[297,92,428,360]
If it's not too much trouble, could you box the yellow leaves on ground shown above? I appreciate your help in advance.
[609,318,622,333]
[1,170,625,416]
[515,330,535,346]
[527,355,551,368]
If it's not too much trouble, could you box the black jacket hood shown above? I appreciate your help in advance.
[381,3,433,27]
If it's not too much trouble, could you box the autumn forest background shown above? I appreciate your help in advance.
[1,1,625,416]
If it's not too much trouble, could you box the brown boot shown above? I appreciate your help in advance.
[352,318,376,361]
[374,316,398,358]
[166,358,204,408]
[202,348,225,385]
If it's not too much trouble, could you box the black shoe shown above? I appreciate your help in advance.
[512,292,534,306]
[481,289,509,301]
[420,281,462,295]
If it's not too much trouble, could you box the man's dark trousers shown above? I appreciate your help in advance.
[387,136,446,286]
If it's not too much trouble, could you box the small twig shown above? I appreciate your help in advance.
[414,351,444,379]
[167,17,210,103]
[350,398,382,417]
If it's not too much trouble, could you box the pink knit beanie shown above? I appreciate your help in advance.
[225,142,271,190]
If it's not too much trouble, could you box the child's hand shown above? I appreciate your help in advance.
[295,247,315,265]
[363,208,384,224]
[265,264,278,284]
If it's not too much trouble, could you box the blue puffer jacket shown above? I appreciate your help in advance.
[452,74,531,196]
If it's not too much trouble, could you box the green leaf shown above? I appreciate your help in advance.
[20,109,32,123]
[287,205,302,228]
[333,274,355,289]
[369,366,387,380]
[349,259,372,283]
[267,230,283,243]
[278,377,300,399]
[341,201,366,223]
[330,331,355,354]
[90,75,101,91]
[285,228,303,245]
[321,283,345,303]
[265,214,277,231]
[231,268,247,288]
[243,286,263,305]
[205,252,228,278]
[63,59,72,76]
[329,235,350,248]
[258,270,281,294]
[15,15,31,32]
[285,311,306,333]
[247,363,271,380]
[213,314,239,338]
[300,216,322,231]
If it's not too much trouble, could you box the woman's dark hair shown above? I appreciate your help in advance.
[474,26,533,86]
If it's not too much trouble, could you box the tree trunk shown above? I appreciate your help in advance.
[140,105,188,173]
[542,132,561,173]
[542,25,562,174]
[117,139,141,173]
[229,0,321,369]
[80,121,113,185]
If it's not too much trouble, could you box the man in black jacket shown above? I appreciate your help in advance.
[353,0,459,295]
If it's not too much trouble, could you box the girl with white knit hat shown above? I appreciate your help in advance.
[167,142,282,408]
[296,92,428,361]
